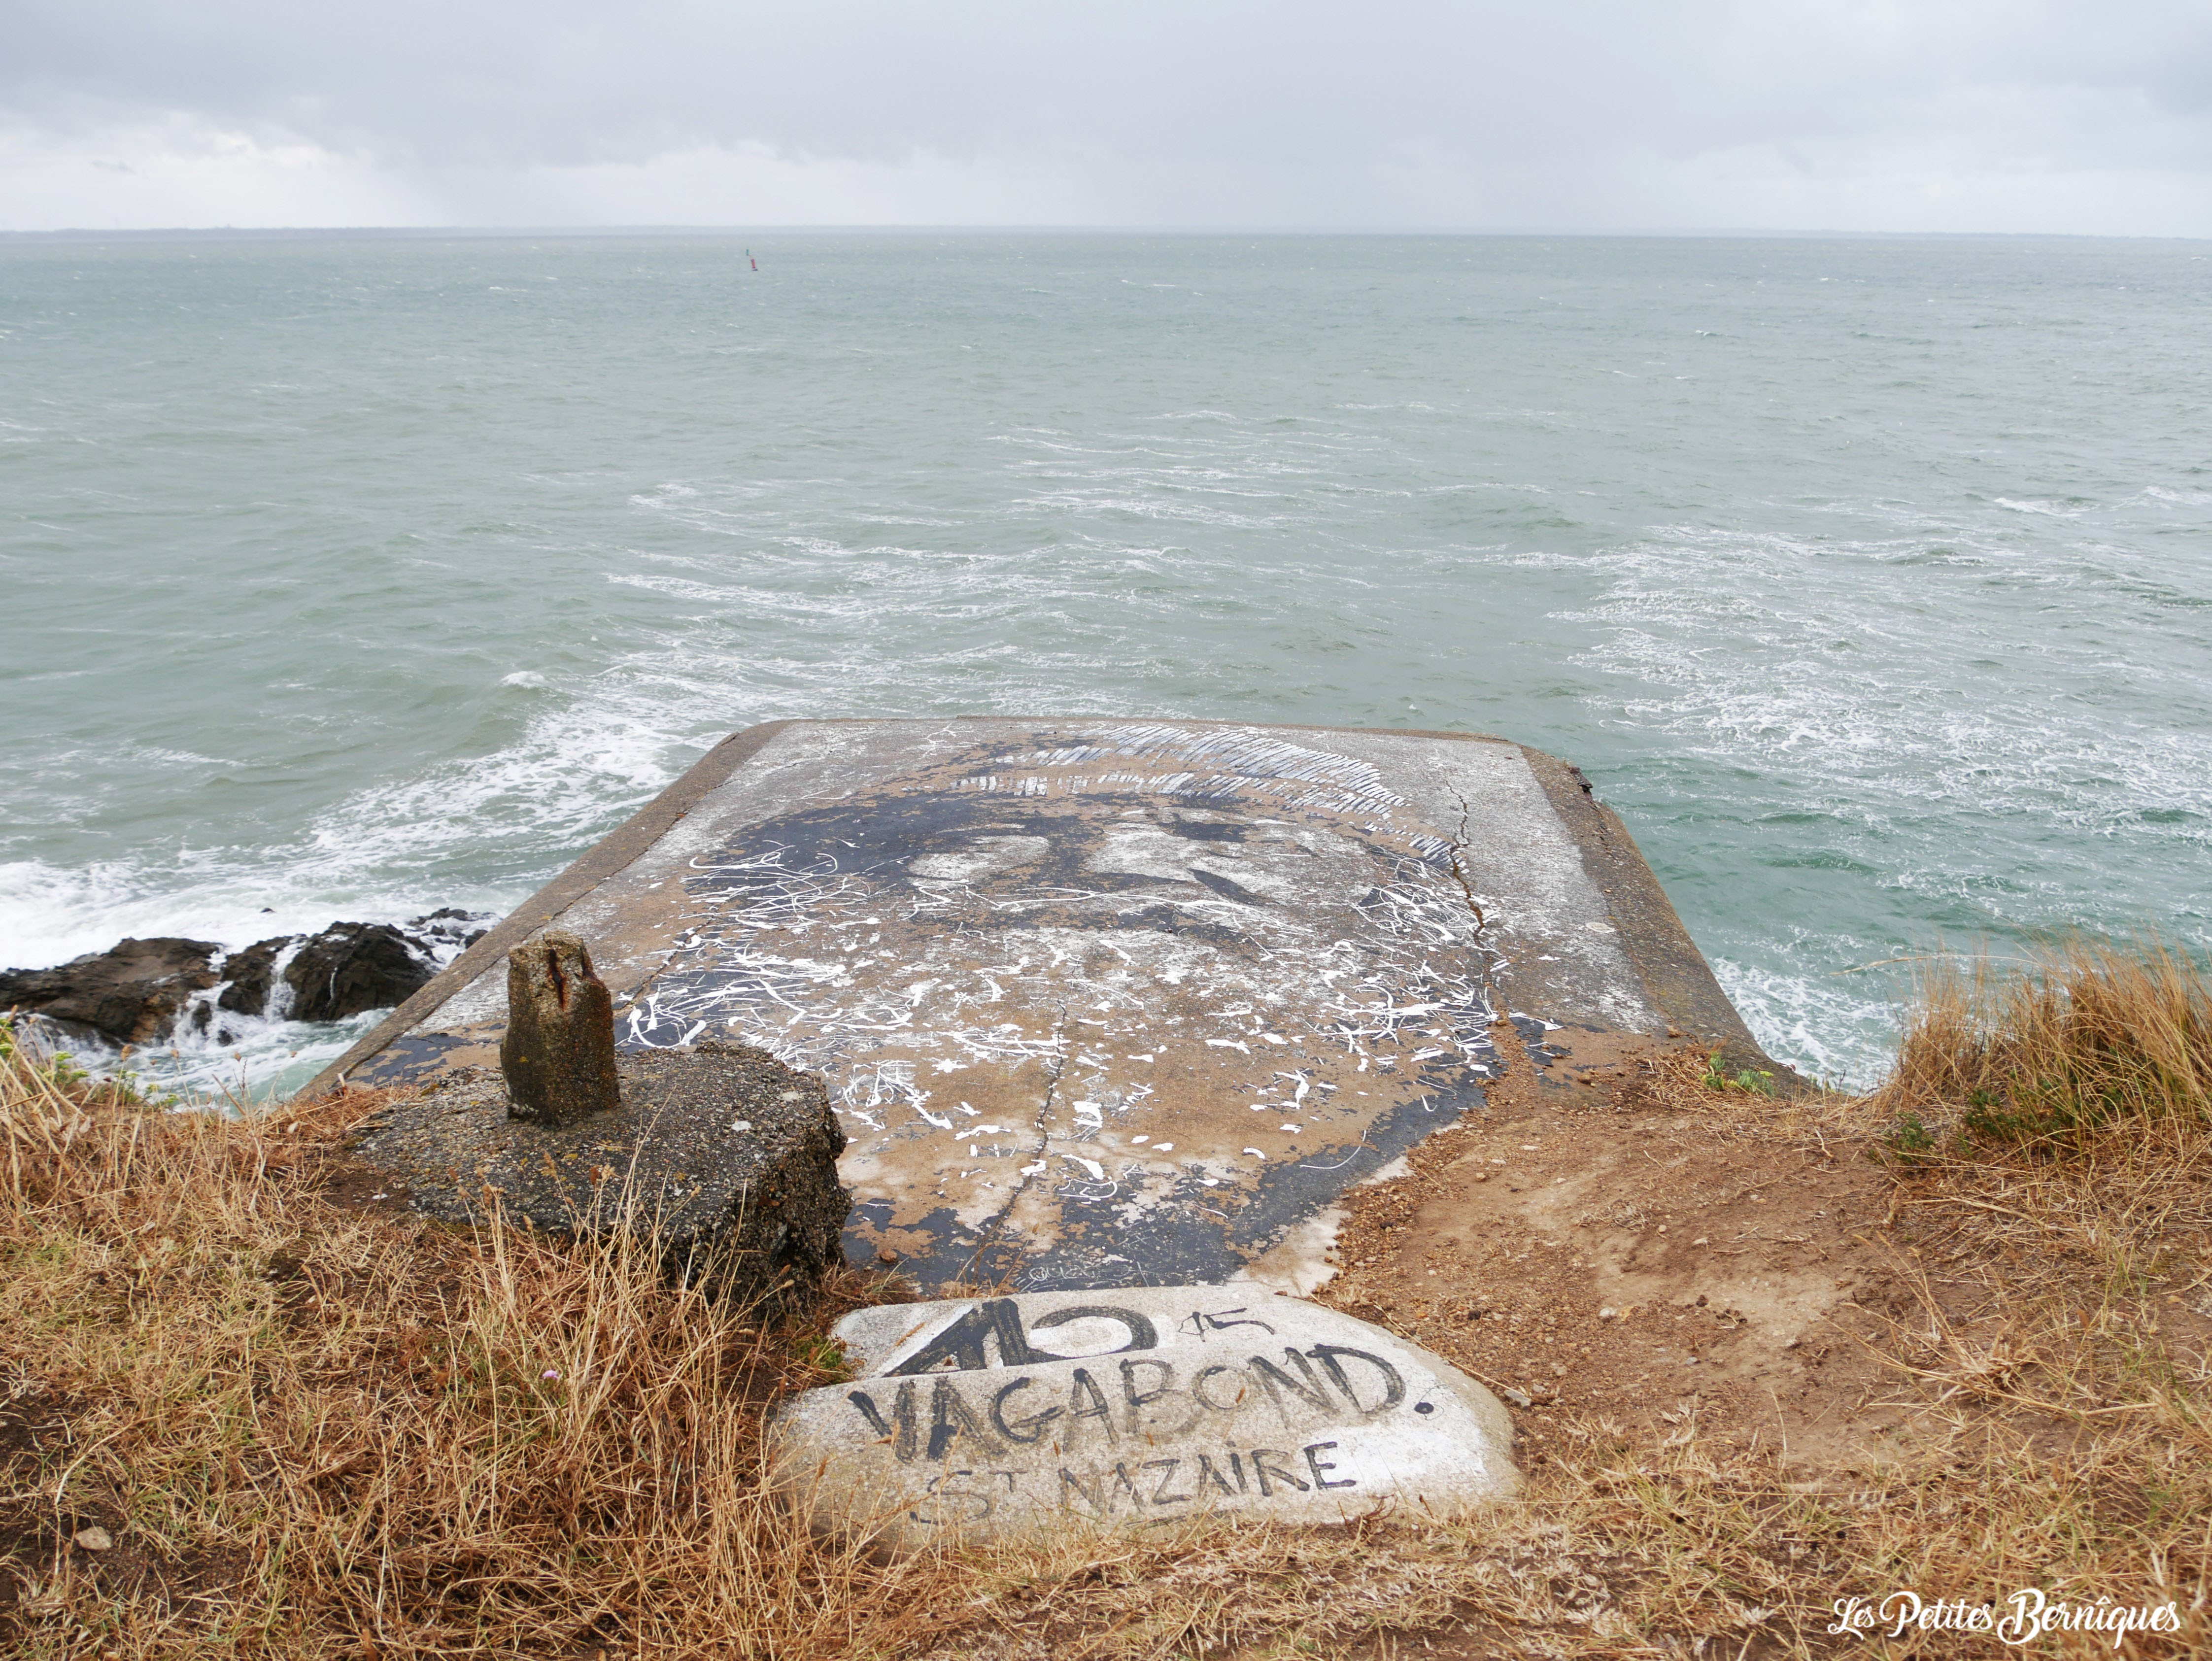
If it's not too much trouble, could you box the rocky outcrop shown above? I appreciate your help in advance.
[215,937,287,1017]
[0,938,223,1045]
[278,922,438,1023]
[3,911,493,1047]
[408,908,490,952]
[216,911,492,1026]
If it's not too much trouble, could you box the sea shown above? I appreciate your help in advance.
[2,231,2207,1100]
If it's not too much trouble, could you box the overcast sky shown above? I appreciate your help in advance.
[3,1,2208,234]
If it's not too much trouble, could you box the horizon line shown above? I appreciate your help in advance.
[3,224,2204,244]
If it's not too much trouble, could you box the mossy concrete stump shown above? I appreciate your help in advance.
[352,930,849,1302]
[499,929,621,1127]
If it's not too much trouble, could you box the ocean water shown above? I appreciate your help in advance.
[2,231,2207,1099]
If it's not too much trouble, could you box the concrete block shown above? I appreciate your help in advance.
[500,928,621,1127]
[351,1041,850,1297]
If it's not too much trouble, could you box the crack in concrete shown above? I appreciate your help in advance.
[1446,787,1503,1015]
[1445,788,1491,946]
[960,1001,1071,1281]
[1444,788,1512,1076]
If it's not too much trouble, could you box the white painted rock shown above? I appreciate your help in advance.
[766,1288,1520,1547]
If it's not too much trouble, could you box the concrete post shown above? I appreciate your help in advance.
[500,929,621,1127]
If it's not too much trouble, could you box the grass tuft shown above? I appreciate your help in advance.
[1870,938,2211,1152]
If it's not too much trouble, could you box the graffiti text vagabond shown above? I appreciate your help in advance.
[846,1341,1409,1462]
[766,1287,1522,1544]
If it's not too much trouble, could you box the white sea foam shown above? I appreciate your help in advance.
[1708,958,1909,1092]
[37,1007,390,1105]
[1992,497,2085,518]
[1567,528,2212,849]
[0,859,457,976]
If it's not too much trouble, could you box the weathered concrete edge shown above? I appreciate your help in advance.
[294,719,799,1101]
[1517,745,1798,1086]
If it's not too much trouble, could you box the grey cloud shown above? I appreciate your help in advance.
[3,0,2209,225]
[3,3,1695,165]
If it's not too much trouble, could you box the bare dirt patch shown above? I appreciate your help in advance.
[1317,1024,1951,1474]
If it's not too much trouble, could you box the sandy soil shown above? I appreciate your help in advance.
[1313,1023,1941,1477]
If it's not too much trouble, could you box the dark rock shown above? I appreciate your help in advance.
[281,923,436,1022]
[218,910,491,1025]
[0,938,222,1045]
[6,909,493,1049]
[217,936,290,1016]
[408,908,491,950]
[501,930,621,1128]
[350,1042,851,1302]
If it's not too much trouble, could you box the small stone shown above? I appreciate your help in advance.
[1598,1306,1617,1320]
[500,930,620,1128]
[73,1526,113,1552]
[877,1247,900,1264]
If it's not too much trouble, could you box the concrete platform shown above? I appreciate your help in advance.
[306,719,1775,1292]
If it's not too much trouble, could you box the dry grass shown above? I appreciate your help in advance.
[0,1023,932,1659]
[1827,943,2212,1651]
[1870,938,2210,1150]
[3,943,2210,1659]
